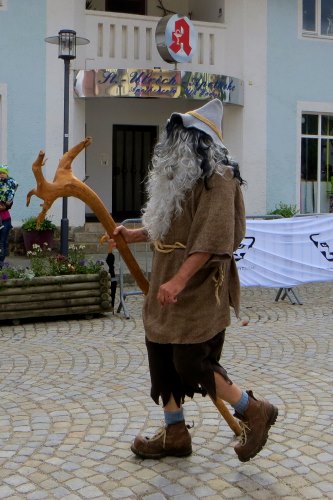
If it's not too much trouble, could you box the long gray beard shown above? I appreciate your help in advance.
[142,154,202,241]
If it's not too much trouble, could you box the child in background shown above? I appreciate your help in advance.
[0,165,18,230]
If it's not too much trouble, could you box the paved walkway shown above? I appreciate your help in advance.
[0,280,332,499]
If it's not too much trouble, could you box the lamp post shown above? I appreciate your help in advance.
[45,29,89,256]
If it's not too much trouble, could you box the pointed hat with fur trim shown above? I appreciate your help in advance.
[169,98,225,148]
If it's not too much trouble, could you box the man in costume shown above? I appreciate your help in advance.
[112,99,278,462]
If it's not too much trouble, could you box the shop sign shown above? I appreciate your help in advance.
[74,69,244,105]
[155,14,197,64]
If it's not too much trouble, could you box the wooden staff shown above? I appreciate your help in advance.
[27,137,149,295]
[27,136,241,435]
[210,397,242,436]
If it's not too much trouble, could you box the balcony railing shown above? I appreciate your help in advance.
[84,11,226,72]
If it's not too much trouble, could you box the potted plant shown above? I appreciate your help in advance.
[267,202,299,218]
[21,216,57,253]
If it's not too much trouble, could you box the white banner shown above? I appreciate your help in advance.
[235,215,333,287]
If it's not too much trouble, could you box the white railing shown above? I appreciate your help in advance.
[84,11,226,73]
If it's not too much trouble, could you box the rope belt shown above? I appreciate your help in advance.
[213,264,224,305]
[154,240,186,253]
[154,240,225,306]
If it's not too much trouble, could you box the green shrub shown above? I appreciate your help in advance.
[27,243,104,277]
[22,216,57,232]
[0,265,34,281]
[0,244,104,283]
[267,202,299,218]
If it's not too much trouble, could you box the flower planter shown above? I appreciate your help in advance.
[0,270,112,322]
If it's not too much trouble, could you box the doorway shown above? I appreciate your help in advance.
[112,124,157,221]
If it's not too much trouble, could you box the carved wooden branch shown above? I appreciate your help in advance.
[27,137,149,295]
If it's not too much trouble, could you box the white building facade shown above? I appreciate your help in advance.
[1,0,333,229]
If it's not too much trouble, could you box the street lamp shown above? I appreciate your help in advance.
[45,29,89,256]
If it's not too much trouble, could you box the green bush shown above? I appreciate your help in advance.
[22,216,57,232]
[27,243,104,277]
[0,244,105,282]
[0,265,34,281]
[267,202,299,218]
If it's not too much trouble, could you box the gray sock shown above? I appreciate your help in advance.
[164,408,184,425]
[232,391,249,415]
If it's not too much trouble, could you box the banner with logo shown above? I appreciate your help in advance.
[235,215,333,287]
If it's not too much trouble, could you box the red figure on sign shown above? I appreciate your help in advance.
[169,18,192,56]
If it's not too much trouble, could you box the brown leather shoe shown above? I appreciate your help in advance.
[131,421,192,459]
[234,390,278,462]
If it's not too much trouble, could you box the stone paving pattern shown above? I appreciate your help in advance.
[0,282,332,499]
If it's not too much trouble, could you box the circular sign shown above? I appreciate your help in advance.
[155,14,197,64]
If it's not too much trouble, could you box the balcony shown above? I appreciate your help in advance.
[84,10,227,73]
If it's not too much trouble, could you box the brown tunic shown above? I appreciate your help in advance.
[143,169,246,344]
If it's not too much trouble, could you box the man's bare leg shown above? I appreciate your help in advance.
[214,372,243,405]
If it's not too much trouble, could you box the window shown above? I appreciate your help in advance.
[106,0,146,15]
[301,113,333,213]
[302,0,333,37]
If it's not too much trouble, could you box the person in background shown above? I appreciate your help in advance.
[106,243,117,310]
[100,233,118,311]
[111,99,278,463]
[0,165,18,268]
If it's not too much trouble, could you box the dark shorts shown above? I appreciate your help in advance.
[145,330,232,407]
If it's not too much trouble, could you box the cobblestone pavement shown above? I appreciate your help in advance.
[0,282,332,500]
